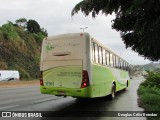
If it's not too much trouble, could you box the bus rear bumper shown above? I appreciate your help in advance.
[40,86,91,98]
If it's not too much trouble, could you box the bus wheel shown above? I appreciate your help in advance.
[110,84,116,100]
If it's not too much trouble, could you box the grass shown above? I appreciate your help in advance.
[138,74,160,120]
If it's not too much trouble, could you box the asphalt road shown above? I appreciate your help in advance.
[0,76,146,120]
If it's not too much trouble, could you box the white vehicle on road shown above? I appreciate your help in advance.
[0,70,20,81]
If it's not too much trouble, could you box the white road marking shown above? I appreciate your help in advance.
[0,105,19,110]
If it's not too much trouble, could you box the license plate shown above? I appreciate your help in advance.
[58,91,66,95]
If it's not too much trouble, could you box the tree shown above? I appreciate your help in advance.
[72,0,160,61]
[15,18,27,27]
[26,20,41,33]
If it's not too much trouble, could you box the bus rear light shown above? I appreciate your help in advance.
[40,71,44,86]
[40,79,44,86]
[81,70,89,88]
[83,82,87,87]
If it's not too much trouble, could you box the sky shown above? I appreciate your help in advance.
[0,0,151,65]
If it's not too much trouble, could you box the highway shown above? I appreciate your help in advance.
[0,77,146,120]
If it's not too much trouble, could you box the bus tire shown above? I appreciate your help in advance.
[110,84,116,100]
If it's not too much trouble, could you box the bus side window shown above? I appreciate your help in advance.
[115,56,117,68]
[124,62,127,70]
[126,63,128,70]
[113,55,116,68]
[112,55,114,67]
[95,43,99,63]
[102,48,106,65]
[116,56,119,68]
[119,58,121,69]
[122,60,124,70]
[92,41,95,62]
[123,61,125,70]
[106,51,110,66]
[110,53,113,67]
[117,57,119,68]
[99,46,102,64]
[123,62,126,70]
[121,59,123,70]
[120,59,122,69]
[127,63,129,71]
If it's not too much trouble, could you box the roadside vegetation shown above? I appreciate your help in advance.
[138,71,160,120]
[0,18,47,79]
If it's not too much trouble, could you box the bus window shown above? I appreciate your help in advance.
[106,51,110,66]
[127,63,129,71]
[122,60,124,70]
[123,61,126,70]
[110,53,113,67]
[124,62,127,70]
[112,55,114,67]
[102,48,106,65]
[120,59,123,69]
[95,43,99,63]
[117,57,119,68]
[119,58,121,69]
[115,56,118,68]
[99,46,102,64]
[92,42,95,62]
[113,55,116,67]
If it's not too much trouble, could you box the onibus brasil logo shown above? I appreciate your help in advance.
[46,43,54,52]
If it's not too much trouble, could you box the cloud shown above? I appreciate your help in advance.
[0,0,151,65]
[0,0,27,10]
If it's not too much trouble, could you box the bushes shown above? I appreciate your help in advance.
[0,23,21,41]
[138,86,160,105]
[141,72,160,88]
[138,72,160,120]
[33,32,46,44]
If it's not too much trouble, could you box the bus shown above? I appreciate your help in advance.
[40,33,130,99]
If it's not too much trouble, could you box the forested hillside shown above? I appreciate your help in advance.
[0,19,47,79]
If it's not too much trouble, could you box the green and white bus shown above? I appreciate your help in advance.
[40,33,130,99]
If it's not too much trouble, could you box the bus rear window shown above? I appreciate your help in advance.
[43,38,84,60]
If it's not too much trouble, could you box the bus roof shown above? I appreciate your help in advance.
[45,32,89,41]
